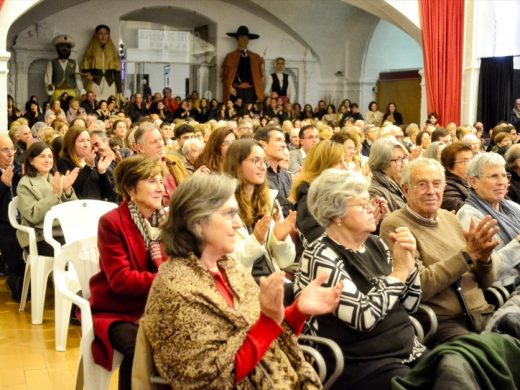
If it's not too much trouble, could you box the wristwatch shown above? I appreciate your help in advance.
[461,251,473,265]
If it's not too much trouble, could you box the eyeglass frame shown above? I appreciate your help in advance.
[245,156,271,168]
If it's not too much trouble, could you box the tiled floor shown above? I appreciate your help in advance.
[0,277,118,389]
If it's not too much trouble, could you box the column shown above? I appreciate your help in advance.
[0,50,11,132]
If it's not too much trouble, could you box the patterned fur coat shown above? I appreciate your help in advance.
[141,254,321,389]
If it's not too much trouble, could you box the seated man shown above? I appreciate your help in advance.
[254,125,293,217]
[380,157,499,347]
[288,124,319,174]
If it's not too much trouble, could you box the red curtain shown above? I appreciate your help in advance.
[420,0,464,126]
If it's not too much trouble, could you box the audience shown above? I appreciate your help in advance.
[223,139,296,278]
[139,173,342,388]
[254,125,293,217]
[380,158,498,347]
[457,153,520,290]
[368,138,409,212]
[440,142,473,212]
[505,144,520,204]
[7,82,520,389]
[195,126,236,173]
[17,141,78,256]
[89,155,168,390]
[57,126,114,200]
[295,169,425,390]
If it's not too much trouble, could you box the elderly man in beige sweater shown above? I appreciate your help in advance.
[380,157,499,347]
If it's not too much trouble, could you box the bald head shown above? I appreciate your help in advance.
[0,134,15,169]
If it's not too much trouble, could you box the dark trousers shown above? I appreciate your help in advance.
[236,87,257,104]
[0,224,24,276]
[108,322,138,390]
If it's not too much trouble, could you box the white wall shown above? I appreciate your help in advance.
[361,20,423,109]
[476,0,520,58]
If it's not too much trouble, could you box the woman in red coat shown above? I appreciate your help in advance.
[89,155,168,390]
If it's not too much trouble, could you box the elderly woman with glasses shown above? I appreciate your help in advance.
[294,169,425,390]
[137,174,343,388]
[456,152,520,291]
[440,142,474,212]
[368,138,409,212]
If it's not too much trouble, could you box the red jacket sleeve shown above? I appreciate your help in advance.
[97,212,156,296]
[234,300,307,382]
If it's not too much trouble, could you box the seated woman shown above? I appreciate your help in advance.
[16,142,78,256]
[505,144,520,204]
[457,152,520,291]
[440,142,474,212]
[382,102,404,126]
[291,140,348,252]
[57,126,114,200]
[139,174,342,388]
[368,138,409,212]
[195,126,236,173]
[422,141,445,162]
[88,155,168,390]
[331,129,366,174]
[294,169,425,390]
[222,139,296,278]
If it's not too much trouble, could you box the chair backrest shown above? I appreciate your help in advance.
[43,199,117,254]
[54,236,99,301]
[8,196,38,255]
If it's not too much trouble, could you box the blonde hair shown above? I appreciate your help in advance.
[290,140,345,202]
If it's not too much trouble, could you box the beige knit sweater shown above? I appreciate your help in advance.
[380,207,495,323]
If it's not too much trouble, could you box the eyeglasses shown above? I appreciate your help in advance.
[411,180,444,192]
[247,156,270,168]
[346,199,375,212]
[481,173,512,182]
[454,159,472,165]
[222,140,235,147]
[389,156,408,165]
[0,147,15,153]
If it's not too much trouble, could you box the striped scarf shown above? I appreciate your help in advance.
[128,201,166,269]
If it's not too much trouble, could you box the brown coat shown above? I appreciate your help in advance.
[220,49,264,102]
[141,255,321,389]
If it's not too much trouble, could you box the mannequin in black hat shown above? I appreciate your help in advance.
[220,26,264,104]
[45,34,86,102]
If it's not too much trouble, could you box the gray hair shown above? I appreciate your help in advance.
[505,144,520,171]
[423,141,444,159]
[368,137,409,172]
[466,152,505,178]
[307,169,370,228]
[181,138,203,155]
[161,174,237,258]
[134,122,156,144]
[462,134,479,145]
[401,157,445,186]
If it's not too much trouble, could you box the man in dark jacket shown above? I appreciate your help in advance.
[0,134,24,301]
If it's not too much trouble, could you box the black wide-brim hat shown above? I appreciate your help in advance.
[226,25,259,40]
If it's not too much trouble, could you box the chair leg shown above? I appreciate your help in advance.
[55,291,73,351]
[19,258,31,312]
[30,258,51,325]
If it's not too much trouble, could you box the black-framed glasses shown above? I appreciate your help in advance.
[389,156,408,165]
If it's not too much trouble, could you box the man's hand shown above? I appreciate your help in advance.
[229,86,237,96]
[1,166,14,187]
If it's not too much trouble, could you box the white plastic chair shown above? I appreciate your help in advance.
[8,196,54,324]
[43,199,117,351]
[54,237,122,390]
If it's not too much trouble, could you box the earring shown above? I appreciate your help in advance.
[336,222,342,227]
